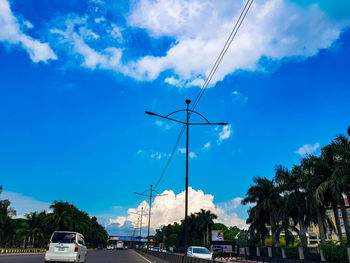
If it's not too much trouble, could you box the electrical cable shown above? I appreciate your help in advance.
[191,0,254,112]
[153,0,254,190]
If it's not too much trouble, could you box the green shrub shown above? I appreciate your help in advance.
[319,242,349,263]
[284,246,299,259]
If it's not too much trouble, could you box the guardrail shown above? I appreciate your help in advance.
[0,249,45,254]
[137,248,216,263]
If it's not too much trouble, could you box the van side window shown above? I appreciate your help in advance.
[78,235,85,245]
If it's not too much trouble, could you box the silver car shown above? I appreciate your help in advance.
[187,246,212,260]
[45,231,87,263]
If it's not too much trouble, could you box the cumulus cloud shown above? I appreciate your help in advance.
[296,142,320,156]
[0,0,57,62]
[108,187,247,232]
[218,125,232,144]
[126,0,349,86]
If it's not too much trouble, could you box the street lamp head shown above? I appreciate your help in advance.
[218,122,228,125]
[185,99,191,104]
[145,111,157,116]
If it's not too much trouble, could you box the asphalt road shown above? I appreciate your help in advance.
[0,249,157,263]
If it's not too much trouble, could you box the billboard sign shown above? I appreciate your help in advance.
[211,230,224,241]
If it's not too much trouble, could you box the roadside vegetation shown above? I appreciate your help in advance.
[242,129,350,260]
[0,191,108,249]
[153,209,244,250]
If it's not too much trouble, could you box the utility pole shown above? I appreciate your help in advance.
[135,185,167,248]
[145,99,227,254]
[130,208,149,243]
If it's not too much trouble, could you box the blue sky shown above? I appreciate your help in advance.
[0,0,349,235]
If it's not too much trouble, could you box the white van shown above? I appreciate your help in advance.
[45,231,87,263]
[116,241,124,250]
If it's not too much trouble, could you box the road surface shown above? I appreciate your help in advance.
[0,249,159,263]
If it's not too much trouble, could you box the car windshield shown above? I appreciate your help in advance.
[193,248,211,254]
[51,233,76,243]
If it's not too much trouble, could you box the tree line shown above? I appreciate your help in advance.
[154,209,243,249]
[0,190,108,248]
[242,128,350,247]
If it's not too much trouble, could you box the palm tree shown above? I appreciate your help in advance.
[275,165,310,247]
[315,145,344,244]
[246,205,269,245]
[195,209,217,246]
[45,201,74,231]
[328,135,350,242]
[242,177,281,246]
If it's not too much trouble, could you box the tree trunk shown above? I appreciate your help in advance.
[339,197,350,242]
[316,209,326,244]
[298,216,308,247]
[206,225,209,247]
[270,216,277,246]
[332,203,344,244]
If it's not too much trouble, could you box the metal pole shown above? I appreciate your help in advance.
[184,99,191,255]
[147,185,153,249]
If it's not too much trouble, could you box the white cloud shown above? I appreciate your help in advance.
[126,0,349,86]
[218,125,232,144]
[50,16,123,71]
[94,17,105,23]
[108,187,247,231]
[296,142,320,156]
[110,24,123,42]
[202,141,211,150]
[178,148,197,158]
[136,149,170,159]
[189,152,197,158]
[1,191,51,217]
[109,216,127,226]
[155,120,171,130]
[0,0,57,62]
[232,90,248,104]
[150,151,168,159]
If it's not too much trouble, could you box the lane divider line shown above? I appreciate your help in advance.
[132,249,152,263]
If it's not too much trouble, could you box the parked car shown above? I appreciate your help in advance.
[187,246,212,260]
[45,231,87,263]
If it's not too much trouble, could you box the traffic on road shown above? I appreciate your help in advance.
[0,249,152,263]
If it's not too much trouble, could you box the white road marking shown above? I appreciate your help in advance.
[132,249,153,263]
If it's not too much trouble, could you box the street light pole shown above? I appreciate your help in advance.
[184,99,190,254]
[134,186,167,249]
[145,99,227,255]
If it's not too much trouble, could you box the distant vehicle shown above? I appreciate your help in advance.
[44,231,87,263]
[107,244,114,250]
[153,247,160,251]
[187,246,212,260]
[97,244,103,250]
[116,241,124,250]
[161,248,167,252]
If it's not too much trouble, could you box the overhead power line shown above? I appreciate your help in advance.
[191,0,254,112]
[153,0,254,190]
